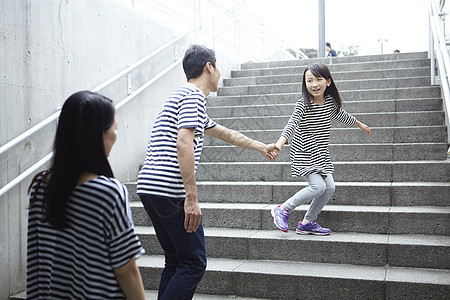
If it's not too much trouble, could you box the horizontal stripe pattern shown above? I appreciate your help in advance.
[137,83,216,198]
[282,95,356,177]
[27,174,145,299]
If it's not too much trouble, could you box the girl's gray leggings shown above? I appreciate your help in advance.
[282,173,335,222]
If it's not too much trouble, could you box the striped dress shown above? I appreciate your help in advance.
[282,95,356,177]
[137,83,216,199]
[27,174,145,299]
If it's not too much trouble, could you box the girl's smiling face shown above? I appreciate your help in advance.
[305,70,331,102]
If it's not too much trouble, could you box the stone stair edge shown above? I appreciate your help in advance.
[137,254,450,285]
[239,56,430,70]
[241,51,427,63]
[201,125,446,131]
[8,290,265,300]
[134,226,450,246]
[220,76,431,89]
[130,202,450,214]
[206,97,441,108]
[211,110,444,119]
[229,66,430,78]
[210,85,440,98]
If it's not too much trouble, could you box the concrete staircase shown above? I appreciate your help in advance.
[126,52,450,299]
[11,52,448,300]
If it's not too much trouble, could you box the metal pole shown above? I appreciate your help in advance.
[318,0,325,57]
[430,5,436,85]
[234,0,241,70]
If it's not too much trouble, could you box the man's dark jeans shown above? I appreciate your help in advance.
[139,194,207,300]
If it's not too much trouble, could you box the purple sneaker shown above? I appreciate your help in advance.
[296,220,331,235]
[271,205,290,232]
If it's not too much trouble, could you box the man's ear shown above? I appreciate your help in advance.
[205,62,214,73]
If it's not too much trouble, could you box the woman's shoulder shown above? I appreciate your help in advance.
[88,176,125,191]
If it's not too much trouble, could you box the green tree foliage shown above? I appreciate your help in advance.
[337,44,360,56]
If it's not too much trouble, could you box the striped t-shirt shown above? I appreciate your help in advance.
[137,83,216,199]
[282,95,356,177]
[27,174,145,299]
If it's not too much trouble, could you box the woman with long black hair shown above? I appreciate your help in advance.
[27,91,145,299]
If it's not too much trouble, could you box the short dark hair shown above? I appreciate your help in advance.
[182,44,216,80]
[326,42,331,47]
[29,90,116,228]
[302,63,342,110]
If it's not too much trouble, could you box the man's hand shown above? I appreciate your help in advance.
[184,194,202,233]
[262,143,281,160]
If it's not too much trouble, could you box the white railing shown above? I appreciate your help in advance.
[429,0,450,145]
[0,21,207,198]
[1,1,299,198]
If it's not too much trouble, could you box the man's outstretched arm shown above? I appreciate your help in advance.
[205,124,279,159]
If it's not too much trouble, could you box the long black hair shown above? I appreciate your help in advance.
[301,63,342,111]
[29,91,116,228]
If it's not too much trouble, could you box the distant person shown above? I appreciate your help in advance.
[27,91,146,299]
[137,44,279,299]
[270,63,371,235]
[394,49,400,53]
[326,42,338,57]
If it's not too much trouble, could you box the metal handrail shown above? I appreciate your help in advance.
[429,0,450,144]
[0,21,209,157]
[0,21,208,198]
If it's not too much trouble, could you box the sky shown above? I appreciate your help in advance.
[242,0,430,55]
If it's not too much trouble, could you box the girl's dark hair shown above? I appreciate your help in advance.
[182,44,216,80]
[29,91,116,228]
[301,63,342,111]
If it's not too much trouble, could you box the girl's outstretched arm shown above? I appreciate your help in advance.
[355,120,371,135]
[276,136,288,150]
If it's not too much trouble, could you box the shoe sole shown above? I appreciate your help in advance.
[296,229,331,236]
[271,207,288,233]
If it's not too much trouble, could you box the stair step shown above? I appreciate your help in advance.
[204,126,447,145]
[200,143,448,162]
[211,111,444,130]
[239,52,428,69]
[8,290,266,300]
[207,86,441,106]
[194,181,450,206]
[135,226,450,269]
[126,181,450,206]
[207,98,443,117]
[238,57,430,72]
[225,67,430,86]
[131,202,450,235]
[137,254,450,299]
[195,161,449,182]
[218,77,431,96]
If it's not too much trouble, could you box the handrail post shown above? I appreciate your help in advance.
[430,3,436,85]
[127,65,132,95]
[234,0,241,70]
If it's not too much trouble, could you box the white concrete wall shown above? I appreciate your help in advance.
[0,0,220,297]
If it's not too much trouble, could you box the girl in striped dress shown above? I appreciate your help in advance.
[271,63,371,235]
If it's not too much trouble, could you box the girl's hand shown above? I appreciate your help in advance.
[356,120,371,135]
[263,143,281,160]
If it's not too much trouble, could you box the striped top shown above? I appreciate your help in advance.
[137,83,216,199]
[27,174,145,300]
[282,95,356,177]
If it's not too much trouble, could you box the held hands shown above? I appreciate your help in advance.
[262,143,281,160]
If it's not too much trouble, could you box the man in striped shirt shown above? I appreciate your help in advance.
[137,44,278,299]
